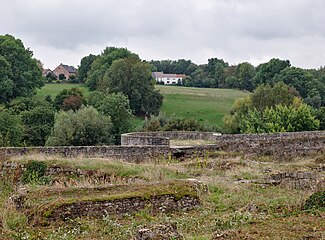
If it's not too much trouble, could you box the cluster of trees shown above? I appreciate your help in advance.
[2,34,325,147]
[79,47,163,116]
[223,82,322,134]
[0,88,134,147]
[150,58,325,109]
[152,57,325,134]
[0,35,163,147]
[0,34,44,103]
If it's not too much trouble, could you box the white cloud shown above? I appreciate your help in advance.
[1,0,325,69]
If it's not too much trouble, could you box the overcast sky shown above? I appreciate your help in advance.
[1,0,325,70]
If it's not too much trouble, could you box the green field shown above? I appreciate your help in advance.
[35,83,89,100]
[36,84,249,128]
[156,85,250,127]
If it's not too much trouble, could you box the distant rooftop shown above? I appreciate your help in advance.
[152,72,187,78]
[61,64,77,73]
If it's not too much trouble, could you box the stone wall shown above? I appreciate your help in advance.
[121,133,170,146]
[0,146,170,163]
[49,195,200,221]
[122,131,325,160]
[1,131,325,162]
[266,171,324,190]
[0,161,145,185]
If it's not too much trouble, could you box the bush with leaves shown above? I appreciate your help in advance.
[89,91,132,143]
[0,110,23,147]
[46,106,113,146]
[223,82,301,133]
[5,97,56,146]
[304,191,325,211]
[239,103,319,133]
[20,106,55,146]
[54,88,86,111]
[22,161,50,185]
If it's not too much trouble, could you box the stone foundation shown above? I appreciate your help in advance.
[1,131,325,162]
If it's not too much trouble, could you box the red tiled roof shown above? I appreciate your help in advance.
[152,72,187,78]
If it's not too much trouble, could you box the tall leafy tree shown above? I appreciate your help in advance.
[273,67,325,108]
[253,58,290,87]
[0,34,43,103]
[85,47,136,90]
[223,82,298,133]
[105,56,163,115]
[78,54,97,83]
[21,106,55,146]
[54,88,86,111]
[235,62,255,91]
[0,110,23,147]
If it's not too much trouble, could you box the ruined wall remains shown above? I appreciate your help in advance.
[0,161,145,185]
[122,131,325,160]
[266,171,324,190]
[1,131,325,162]
[0,146,170,162]
[49,195,200,221]
[121,133,170,146]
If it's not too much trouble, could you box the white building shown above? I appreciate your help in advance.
[152,72,187,85]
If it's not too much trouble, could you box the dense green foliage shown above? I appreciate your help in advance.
[46,106,113,146]
[54,87,86,111]
[85,47,135,91]
[83,47,163,116]
[0,35,43,103]
[0,110,23,147]
[3,98,56,146]
[151,57,325,109]
[304,191,325,211]
[78,54,97,83]
[106,56,163,115]
[239,104,319,133]
[20,106,55,146]
[89,91,132,143]
[223,83,319,133]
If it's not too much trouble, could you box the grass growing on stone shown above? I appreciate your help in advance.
[1,153,324,239]
[9,155,190,182]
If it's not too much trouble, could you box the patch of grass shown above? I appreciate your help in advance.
[35,83,90,100]
[2,151,324,239]
[156,85,249,127]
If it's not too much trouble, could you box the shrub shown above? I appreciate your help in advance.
[304,191,325,211]
[46,106,113,146]
[22,161,49,185]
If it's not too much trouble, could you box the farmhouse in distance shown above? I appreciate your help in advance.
[152,71,187,85]
[42,63,77,80]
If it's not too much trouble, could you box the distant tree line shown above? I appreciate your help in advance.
[0,35,163,147]
[150,58,325,109]
[1,34,325,147]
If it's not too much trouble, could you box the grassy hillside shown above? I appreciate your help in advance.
[36,84,249,128]
[35,83,89,100]
[156,85,250,128]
